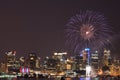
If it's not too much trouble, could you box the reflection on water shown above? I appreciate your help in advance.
[80,78,91,80]
[0,77,120,80]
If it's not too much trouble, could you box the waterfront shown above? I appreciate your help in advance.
[0,77,120,80]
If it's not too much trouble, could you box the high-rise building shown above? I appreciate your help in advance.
[19,57,25,67]
[74,53,83,70]
[103,49,112,66]
[5,51,20,73]
[53,52,67,70]
[28,53,37,70]
[91,51,99,70]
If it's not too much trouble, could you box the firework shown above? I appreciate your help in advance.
[65,10,113,53]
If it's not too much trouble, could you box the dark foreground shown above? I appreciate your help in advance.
[0,77,120,80]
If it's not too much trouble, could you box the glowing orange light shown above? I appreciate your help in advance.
[98,69,103,75]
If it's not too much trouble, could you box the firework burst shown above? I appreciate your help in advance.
[65,10,113,53]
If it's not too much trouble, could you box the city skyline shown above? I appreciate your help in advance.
[0,1,119,57]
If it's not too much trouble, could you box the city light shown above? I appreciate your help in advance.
[86,65,91,77]
[0,49,119,79]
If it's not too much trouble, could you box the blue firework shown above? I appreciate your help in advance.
[65,10,113,53]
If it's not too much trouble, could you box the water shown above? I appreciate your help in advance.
[0,77,120,80]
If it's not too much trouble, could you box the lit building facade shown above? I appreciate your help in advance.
[91,51,99,70]
[5,51,20,73]
[28,53,37,70]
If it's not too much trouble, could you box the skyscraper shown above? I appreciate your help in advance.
[28,53,37,70]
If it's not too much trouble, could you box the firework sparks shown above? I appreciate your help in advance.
[65,10,113,53]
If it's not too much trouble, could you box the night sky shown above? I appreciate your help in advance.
[0,1,119,58]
